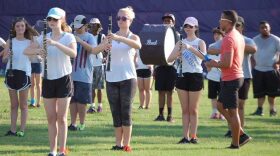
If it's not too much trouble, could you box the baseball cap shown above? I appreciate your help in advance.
[237,16,245,25]
[73,15,87,29]
[162,13,175,22]
[183,17,198,27]
[212,27,225,36]
[89,18,101,24]
[47,7,65,19]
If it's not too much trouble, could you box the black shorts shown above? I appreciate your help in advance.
[31,63,42,74]
[176,72,204,91]
[155,66,176,91]
[136,69,152,78]
[71,81,92,104]
[5,69,31,91]
[208,80,221,99]
[252,69,280,98]
[42,74,73,98]
[238,78,251,100]
[218,78,244,109]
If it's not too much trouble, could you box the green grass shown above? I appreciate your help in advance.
[0,76,279,156]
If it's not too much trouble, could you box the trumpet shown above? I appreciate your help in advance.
[8,23,14,77]
[106,15,112,72]
[43,19,48,79]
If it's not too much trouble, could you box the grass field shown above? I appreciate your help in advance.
[0,76,279,156]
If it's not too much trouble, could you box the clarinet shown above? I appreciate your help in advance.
[43,19,48,79]
[106,15,112,71]
[178,28,183,77]
[8,24,14,77]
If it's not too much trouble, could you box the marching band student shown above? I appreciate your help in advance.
[168,16,206,144]
[154,13,177,122]
[87,18,106,113]
[3,17,38,137]
[68,15,109,131]
[207,27,224,120]
[135,49,153,109]
[24,7,76,156]
[106,6,141,152]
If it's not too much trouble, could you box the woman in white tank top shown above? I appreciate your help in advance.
[106,6,141,152]
[2,17,38,137]
[168,17,207,144]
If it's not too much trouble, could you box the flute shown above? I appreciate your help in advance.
[43,19,48,79]
[8,24,14,77]
[106,15,112,71]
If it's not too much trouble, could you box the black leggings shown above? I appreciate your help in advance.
[106,79,137,127]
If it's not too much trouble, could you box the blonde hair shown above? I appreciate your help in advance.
[119,6,135,20]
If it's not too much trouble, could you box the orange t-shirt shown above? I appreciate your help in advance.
[220,29,245,81]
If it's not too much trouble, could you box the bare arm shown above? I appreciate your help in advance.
[245,44,257,54]
[110,33,142,49]
[48,38,77,58]
[208,48,220,55]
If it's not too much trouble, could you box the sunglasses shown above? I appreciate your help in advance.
[184,24,194,29]
[47,17,58,22]
[116,16,129,21]
[220,18,232,23]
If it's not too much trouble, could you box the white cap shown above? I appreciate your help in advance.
[73,15,87,29]
[89,18,101,24]
[183,17,198,27]
[47,7,65,19]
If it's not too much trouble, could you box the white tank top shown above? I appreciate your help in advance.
[181,38,205,73]
[6,38,31,76]
[136,49,149,69]
[106,33,137,82]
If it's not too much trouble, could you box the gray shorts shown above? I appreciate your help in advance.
[92,66,104,89]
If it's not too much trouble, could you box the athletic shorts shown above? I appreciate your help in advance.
[92,66,104,89]
[252,69,280,98]
[218,78,244,109]
[238,78,251,100]
[71,81,92,104]
[208,79,221,99]
[31,63,42,74]
[42,74,73,98]
[136,69,152,78]
[176,72,204,91]
[155,66,176,91]
[5,69,31,91]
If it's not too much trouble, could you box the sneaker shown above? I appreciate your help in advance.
[97,106,103,113]
[57,153,65,156]
[138,106,144,109]
[4,130,17,136]
[68,124,77,131]
[227,144,239,149]
[37,104,41,108]
[190,138,198,144]
[178,137,190,144]
[77,124,85,131]
[239,133,252,147]
[123,145,132,152]
[47,153,56,156]
[154,115,165,121]
[87,107,96,114]
[29,99,36,107]
[111,145,123,150]
[270,109,277,117]
[210,113,219,119]
[166,115,175,123]
[251,107,264,116]
[224,130,232,138]
[16,131,24,137]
